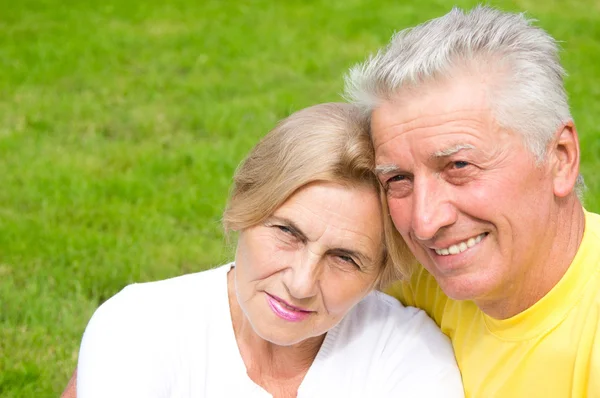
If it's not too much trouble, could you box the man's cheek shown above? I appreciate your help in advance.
[388,200,411,234]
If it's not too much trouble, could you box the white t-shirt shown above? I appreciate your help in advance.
[77,264,464,397]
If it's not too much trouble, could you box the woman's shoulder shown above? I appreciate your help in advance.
[87,264,232,335]
[353,291,455,357]
[318,291,464,396]
[76,264,235,397]
[108,263,230,304]
[345,290,442,335]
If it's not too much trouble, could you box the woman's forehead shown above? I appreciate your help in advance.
[273,183,383,245]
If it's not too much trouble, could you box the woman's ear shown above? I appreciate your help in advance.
[550,121,581,198]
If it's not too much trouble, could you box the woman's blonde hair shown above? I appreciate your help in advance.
[222,102,413,288]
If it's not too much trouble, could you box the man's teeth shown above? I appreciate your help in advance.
[435,234,485,256]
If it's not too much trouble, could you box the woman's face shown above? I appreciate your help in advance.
[234,181,384,346]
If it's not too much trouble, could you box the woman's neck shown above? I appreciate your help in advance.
[227,269,324,395]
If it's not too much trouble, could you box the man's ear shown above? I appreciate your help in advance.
[550,121,580,198]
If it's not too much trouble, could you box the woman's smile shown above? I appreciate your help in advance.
[265,292,314,322]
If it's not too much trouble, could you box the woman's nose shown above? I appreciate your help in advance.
[284,253,321,299]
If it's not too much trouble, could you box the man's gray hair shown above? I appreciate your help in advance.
[345,5,585,196]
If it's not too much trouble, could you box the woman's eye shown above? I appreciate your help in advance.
[276,225,293,235]
[338,255,359,268]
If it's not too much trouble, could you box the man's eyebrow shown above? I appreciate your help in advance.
[431,143,475,159]
[374,164,401,176]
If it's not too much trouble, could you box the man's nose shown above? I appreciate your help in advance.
[285,252,321,300]
[411,176,457,241]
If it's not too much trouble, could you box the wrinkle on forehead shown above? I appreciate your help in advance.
[272,184,384,261]
[372,108,493,151]
[371,75,494,150]
[279,200,381,245]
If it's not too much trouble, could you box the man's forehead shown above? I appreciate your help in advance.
[430,143,476,159]
[374,141,477,172]
[371,75,491,132]
[371,100,495,156]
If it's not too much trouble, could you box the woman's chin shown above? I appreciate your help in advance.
[254,328,306,347]
[252,325,324,348]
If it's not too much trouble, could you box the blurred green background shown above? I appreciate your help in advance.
[1,0,598,396]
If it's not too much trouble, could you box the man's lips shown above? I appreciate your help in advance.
[430,232,488,256]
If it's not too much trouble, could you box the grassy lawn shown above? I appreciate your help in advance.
[1,0,598,396]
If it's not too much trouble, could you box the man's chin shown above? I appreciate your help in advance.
[435,273,491,302]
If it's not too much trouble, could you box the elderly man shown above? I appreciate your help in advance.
[345,5,599,397]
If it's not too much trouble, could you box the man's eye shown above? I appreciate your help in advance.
[453,161,470,169]
[386,175,407,184]
[383,174,412,198]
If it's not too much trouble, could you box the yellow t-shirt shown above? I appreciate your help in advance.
[387,210,600,398]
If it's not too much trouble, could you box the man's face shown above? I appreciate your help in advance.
[371,76,556,303]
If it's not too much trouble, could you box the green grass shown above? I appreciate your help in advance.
[1,0,598,396]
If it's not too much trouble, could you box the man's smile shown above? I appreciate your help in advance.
[432,233,488,256]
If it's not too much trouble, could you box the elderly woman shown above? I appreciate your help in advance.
[72,103,464,397]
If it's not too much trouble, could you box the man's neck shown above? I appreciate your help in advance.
[477,201,586,319]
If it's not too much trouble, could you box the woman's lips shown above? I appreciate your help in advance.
[265,293,312,322]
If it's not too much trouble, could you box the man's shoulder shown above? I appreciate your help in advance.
[386,266,448,322]
[585,209,600,242]
[577,209,600,281]
[385,265,482,331]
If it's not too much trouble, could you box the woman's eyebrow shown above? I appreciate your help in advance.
[271,216,374,263]
[269,216,307,240]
